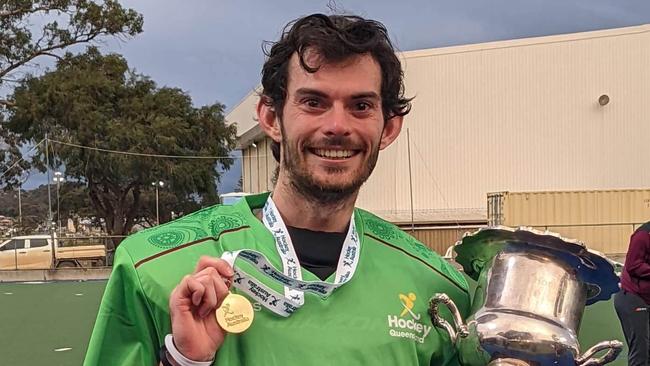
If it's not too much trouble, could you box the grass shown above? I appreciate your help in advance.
[0,281,106,366]
[579,300,627,365]
[0,279,628,366]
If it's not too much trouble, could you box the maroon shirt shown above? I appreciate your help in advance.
[620,222,650,304]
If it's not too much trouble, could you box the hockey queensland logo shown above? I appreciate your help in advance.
[386,292,432,344]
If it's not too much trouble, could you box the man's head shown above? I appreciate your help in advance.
[257,14,411,205]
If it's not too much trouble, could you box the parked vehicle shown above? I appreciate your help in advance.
[0,234,106,270]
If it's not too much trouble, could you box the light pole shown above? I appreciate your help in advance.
[53,172,64,235]
[16,173,30,233]
[17,183,21,229]
[151,181,165,226]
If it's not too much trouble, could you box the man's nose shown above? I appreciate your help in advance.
[323,103,351,136]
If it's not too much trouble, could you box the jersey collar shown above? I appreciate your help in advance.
[233,191,366,283]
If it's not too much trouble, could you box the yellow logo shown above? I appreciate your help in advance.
[388,292,431,343]
[222,303,235,316]
[398,292,420,320]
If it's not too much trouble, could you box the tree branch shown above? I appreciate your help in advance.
[1,32,102,79]
[40,52,65,62]
[0,99,16,108]
[125,186,141,233]
[88,179,109,218]
[0,6,59,18]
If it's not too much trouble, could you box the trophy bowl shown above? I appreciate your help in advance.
[430,226,623,366]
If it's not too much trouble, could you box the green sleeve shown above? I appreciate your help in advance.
[84,245,160,366]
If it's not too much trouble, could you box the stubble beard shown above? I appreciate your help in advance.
[280,127,380,207]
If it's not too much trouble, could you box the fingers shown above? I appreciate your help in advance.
[174,264,233,318]
[195,256,235,279]
[194,268,230,317]
[185,276,206,306]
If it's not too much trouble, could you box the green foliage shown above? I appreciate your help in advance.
[0,114,29,189]
[1,0,142,188]
[0,184,50,232]
[0,0,143,85]
[4,48,237,244]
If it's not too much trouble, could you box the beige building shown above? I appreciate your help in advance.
[227,24,650,253]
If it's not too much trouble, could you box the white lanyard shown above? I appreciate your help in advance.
[222,197,361,317]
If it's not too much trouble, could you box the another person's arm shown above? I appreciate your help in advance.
[624,230,650,279]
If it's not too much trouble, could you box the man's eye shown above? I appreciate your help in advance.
[355,102,372,111]
[305,99,321,108]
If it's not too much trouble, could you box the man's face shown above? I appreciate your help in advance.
[277,52,393,204]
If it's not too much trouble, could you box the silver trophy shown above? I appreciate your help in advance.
[430,226,623,366]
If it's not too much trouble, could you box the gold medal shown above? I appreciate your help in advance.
[216,293,254,333]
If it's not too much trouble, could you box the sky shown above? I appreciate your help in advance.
[11,0,650,192]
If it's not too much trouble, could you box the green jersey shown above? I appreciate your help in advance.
[84,192,470,365]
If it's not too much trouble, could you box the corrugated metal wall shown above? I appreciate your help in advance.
[358,25,650,223]
[401,226,482,255]
[231,25,650,227]
[242,136,278,193]
[488,189,650,253]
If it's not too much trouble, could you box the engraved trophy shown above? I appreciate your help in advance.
[430,226,623,366]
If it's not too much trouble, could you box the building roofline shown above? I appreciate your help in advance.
[232,24,650,141]
[400,23,650,60]
[235,124,265,149]
[225,85,260,121]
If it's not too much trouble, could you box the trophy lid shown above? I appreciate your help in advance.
[454,226,620,305]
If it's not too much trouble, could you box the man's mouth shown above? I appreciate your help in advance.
[309,148,360,159]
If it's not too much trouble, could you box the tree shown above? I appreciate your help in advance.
[0,115,29,189]
[0,184,51,233]
[1,0,142,187]
[5,48,238,248]
[235,176,243,192]
[0,0,142,94]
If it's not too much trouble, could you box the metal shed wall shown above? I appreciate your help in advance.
[488,189,650,253]
[230,25,650,226]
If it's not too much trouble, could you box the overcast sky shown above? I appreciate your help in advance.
[15,0,650,192]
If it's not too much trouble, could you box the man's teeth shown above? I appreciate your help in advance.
[314,149,354,158]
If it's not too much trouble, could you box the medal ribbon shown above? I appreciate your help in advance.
[221,197,361,317]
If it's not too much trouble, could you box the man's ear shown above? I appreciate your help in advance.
[379,115,404,150]
[257,98,282,143]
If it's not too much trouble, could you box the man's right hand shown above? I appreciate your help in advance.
[168,256,234,362]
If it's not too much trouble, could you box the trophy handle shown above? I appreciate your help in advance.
[429,293,469,344]
[575,340,624,366]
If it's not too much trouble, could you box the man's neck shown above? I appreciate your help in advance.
[271,178,357,233]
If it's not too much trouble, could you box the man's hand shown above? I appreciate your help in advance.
[168,256,234,362]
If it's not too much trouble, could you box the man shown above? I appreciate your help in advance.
[615,221,650,366]
[84,14,470,366]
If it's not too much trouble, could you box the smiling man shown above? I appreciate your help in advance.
[260,48,394,233]
[85,14,470,366]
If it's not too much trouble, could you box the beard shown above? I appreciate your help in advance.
[280,125,380,206]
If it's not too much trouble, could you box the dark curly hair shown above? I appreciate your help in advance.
[260,13,412,163]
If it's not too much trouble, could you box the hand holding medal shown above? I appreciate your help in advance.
[167,256,247,364]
